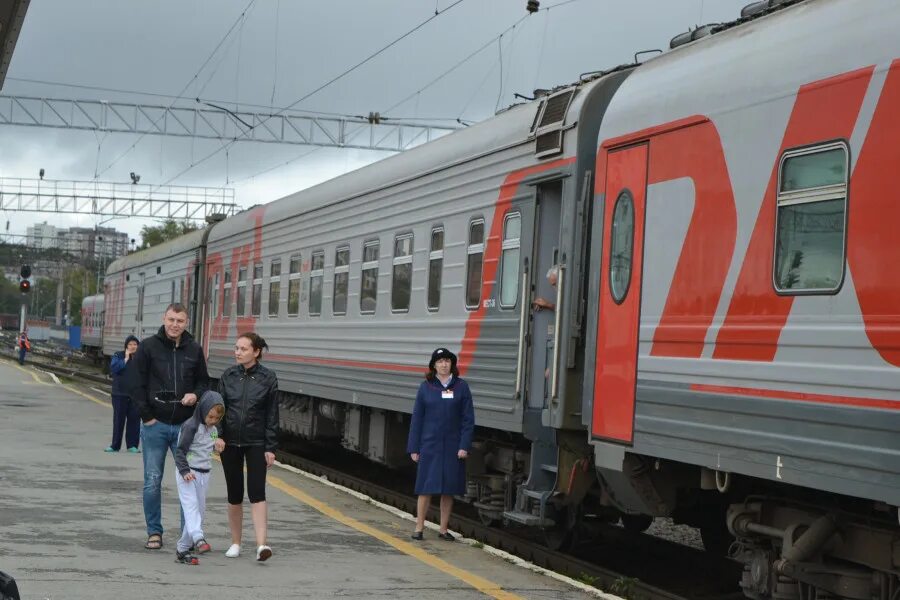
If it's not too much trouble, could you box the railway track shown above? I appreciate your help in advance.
[23,356,111,386]
[277,444,743,600]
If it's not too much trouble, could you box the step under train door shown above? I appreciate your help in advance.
[592,143,648,444]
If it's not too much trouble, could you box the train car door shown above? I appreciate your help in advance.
[591,143,648,444]
[526,180,562,413]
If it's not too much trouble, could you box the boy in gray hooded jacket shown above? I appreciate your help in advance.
[173,391,225,565]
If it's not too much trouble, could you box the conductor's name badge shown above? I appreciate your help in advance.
[441,390,454,399]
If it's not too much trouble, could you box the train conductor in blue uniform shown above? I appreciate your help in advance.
[407,347,475,540]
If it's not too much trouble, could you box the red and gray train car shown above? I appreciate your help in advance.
[79,294,104,359]
[99,1,899,597]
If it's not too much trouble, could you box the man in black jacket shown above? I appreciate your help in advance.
[129,303,209,550]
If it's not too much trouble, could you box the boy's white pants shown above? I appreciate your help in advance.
[175,470,211,553]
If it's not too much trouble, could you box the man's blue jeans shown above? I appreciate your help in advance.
[141,421,184,536]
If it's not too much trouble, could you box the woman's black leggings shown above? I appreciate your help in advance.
[220,444,267,504]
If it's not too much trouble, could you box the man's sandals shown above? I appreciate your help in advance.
[145,533,162,550]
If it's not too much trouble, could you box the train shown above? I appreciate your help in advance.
[80,294,104,359]
[87,2,899,598]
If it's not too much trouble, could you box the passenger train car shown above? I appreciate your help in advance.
[100,2,899,598]
[79,294,104,359]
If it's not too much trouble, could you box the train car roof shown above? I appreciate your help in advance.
[208,98,542,243]
[598,0,895,141]
[106,228,206,275]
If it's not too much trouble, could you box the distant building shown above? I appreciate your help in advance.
[26,222,60,250]
[60,227,129,260]
[25,221,129,260]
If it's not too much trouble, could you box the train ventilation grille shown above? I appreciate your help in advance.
[535,131,563,156]
[533,88,575,158]
[536,90,575,129]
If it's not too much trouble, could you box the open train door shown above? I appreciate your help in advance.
[591,143,648,444]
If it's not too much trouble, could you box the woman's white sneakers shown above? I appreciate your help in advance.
[224,543,271,561]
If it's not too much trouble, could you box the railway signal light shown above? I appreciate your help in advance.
[19,279,31,293]
[20,265,31,279]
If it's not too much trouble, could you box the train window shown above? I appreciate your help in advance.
[499,213,521,308]
[360,240,379,314]
[609,190,635,304]
[391,234,413,312]
[774,143,848,293]
[236,266,247,316]
[466,219,485,310]
[170,280,176,304]
[212,272,220,317]
[223,269,232,317]
[288,253,301,316]
[251,263,263,317]
[268,260,281,318]
[427,227,444,312]
[333,246,350,316]
[309,251,324,316]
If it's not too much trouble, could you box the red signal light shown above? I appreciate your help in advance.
[19,279,31,293]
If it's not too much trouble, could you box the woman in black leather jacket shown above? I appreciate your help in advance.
[213,332,279,562]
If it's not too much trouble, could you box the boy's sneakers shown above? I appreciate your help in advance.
[256,545,272,562]
[127,447,140,453]
[225,544,241,558]
[175,550,199,565]
[195,539,211,554]
[103,447,117,452]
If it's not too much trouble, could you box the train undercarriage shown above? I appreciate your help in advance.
[276,389,899,600]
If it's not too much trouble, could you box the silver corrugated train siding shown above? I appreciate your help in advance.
[631,381,900,506]
[102,244,204,355]
[206,142,536,433]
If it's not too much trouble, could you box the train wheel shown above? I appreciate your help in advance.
[620,513,654,533]
[542,507,580,551]
[478,510,498,527]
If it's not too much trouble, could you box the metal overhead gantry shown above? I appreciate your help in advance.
[0,177,237,219]
[0,95,460,152]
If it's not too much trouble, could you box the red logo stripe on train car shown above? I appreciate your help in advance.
[846,59,900,367]
[690,384,899,411]
[713,66,875,361]
[647,120,737,358]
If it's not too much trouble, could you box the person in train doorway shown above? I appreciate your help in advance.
[128,303,209,551]
[407,347,475,541]
[105,335,141,453]
[531,265,559,313]
[16,330,30,365]
[214,332,279,561]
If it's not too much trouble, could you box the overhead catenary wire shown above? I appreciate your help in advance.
[159,0,581,193]
[270,0,280,106]
[153,0,468,191]
[226,0,576,188]
[92,0,259,182]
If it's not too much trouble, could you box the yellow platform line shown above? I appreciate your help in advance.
[61,383,110,408]
[268,475,524,600]
[5,360,53,386]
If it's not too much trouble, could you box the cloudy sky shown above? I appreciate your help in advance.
[0,0,750,246]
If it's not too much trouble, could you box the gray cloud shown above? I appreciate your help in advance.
[0,0,751,243]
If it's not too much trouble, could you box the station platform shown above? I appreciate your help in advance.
[0,358,606,600]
